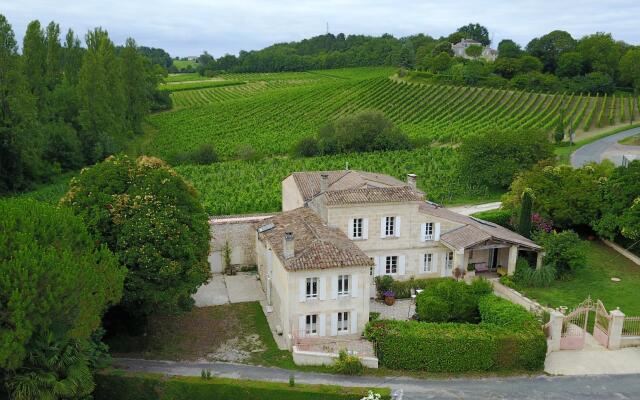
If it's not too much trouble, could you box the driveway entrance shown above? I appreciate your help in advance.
[193,272,265,307]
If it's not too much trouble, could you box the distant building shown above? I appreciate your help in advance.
[451,39,498,61]
[185,56,198,61]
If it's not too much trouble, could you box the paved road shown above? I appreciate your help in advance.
[447,201,502,216]
[571,126,640,167]
[113,358,640,399]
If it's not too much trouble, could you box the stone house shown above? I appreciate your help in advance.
[209,169,541,346]
[451,38,498,61]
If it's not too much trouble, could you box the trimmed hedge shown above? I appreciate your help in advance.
[470,209,513,229]
[94,371,390,400]
[390,277,453,299]
[365,294,546,372]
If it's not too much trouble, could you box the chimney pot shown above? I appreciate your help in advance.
[283,232,294,259]
[407,173,417,190]
[320,174,329,193]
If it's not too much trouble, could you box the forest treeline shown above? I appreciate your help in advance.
[0,14,170,193]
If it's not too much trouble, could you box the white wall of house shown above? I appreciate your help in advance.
[326,202,464,281]
[209,220,260,273]
[255,234,370,347]
[282,175,305,211]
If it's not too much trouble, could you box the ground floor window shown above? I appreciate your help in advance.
[337,311,349,333]
[385,255,398,274]
[446,252,454,270]
[422,253,433,272]
[305,314,318,335]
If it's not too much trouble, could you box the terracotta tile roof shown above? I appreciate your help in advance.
[291,170,409,202]
[255,207,374,271]
[325,187,424,205]
[419,202,541,250]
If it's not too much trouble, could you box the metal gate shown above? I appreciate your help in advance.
[560,299,591,350]
[593,300,611,347]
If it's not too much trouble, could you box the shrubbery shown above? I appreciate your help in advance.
[512,258,556,287]
[415,279,492,323]
[365,294,546,372]
[470,209,513,229]
[332,350,364,376]
[293,110,411,157]
[534,230,586,278]
[374,276,453,299]
[170,143,219,165]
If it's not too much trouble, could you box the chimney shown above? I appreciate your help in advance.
[407,173,417,190]
[320,173,329,193]
[283,232,294,259]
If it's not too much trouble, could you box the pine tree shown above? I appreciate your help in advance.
[121,38,150,134]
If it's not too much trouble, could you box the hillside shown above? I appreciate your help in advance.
[145,68,640,161]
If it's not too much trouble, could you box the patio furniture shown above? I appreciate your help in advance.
[474,262,489,273]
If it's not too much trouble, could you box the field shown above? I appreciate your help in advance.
[144,68,640,161]
[172,59,199,69]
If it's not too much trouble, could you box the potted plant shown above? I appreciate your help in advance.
[383,290,396,306]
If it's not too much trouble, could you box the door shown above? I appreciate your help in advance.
[488,248,499,269]
[442,252,454,277]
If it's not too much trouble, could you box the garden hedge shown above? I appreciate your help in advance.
[94,371,390,400]
[391,277,453,298]
[365,294,546,372]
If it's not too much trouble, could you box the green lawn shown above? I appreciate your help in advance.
[519,240,640,315]
[619,133,640,146]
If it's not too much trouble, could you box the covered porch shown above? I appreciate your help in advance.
[449,239,543,277]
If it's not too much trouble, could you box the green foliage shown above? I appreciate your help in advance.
[535,230,586,278]
[374,276,394,298]
[526,30,576,73]
[593,161,640,241]
[465,44,483,58]
[456,23,490,46]
[94,371,385,400]
[415,279,489,323]
[513,258,556,288]
[518,189,533,238]
[313,110,411,155]
[497,39,522,58]
[332,350,364,376]
[459,128,554,189]
[0,198,125,398]
[504,162,612,229]
[365,294,546,372]
[471,209,513,229]
[61,155,211,317]
[619,49,640,91]
[169,143,219,166]
[389,277,453,299]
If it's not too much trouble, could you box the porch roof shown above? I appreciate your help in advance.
[419,202,541,251]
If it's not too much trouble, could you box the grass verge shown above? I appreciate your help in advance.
[554,123,640,165]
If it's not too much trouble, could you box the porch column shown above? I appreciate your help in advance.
[535,251,546,270]
[454,249,465,278]
[507,245,518,276]
[608,309,626,350]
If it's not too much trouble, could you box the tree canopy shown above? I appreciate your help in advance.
[0,198,125,398]
[61,155,211,317]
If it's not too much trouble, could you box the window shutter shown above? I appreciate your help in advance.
[319,277,326,300]
[398,255,406,275]
[351,274,359,298]
[374,256,381,276]
[433,252,438,272]
[298,315,306,337]
[350,310,358,334]
[420,223,426,242]
[331,313,338,336]
[395,216,401,237]
[362,218,369,240]
[331,275,338,299]
[347,218,354,239]
[379,218,385,238]
[434,223,441,241]
[419,253,425,272]
[299,278,306,302]
[319,313,326,337]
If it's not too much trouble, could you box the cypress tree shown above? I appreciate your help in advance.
[519,189,534,238]
[121,37,149,134]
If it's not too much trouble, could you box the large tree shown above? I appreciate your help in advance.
[526,30,576,73]
[458,128,554,189]
[576,33,621,78]
[61,155,211,317]
[0,198,125,399]
[497,39,522,58]
[121,37,151,134]
[619,49,640,92]
[456,23,490,46]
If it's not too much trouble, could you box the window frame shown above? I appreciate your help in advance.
[423,253,433,273]
[337,311,349,333]
[446,252,454,270]
[384,216,396,237]
[337,274,350,296]
[385,255,398,275]
[305,314,318,335]
[352,218,364,239]
[424,222,434,241]
[306,277,318,299]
